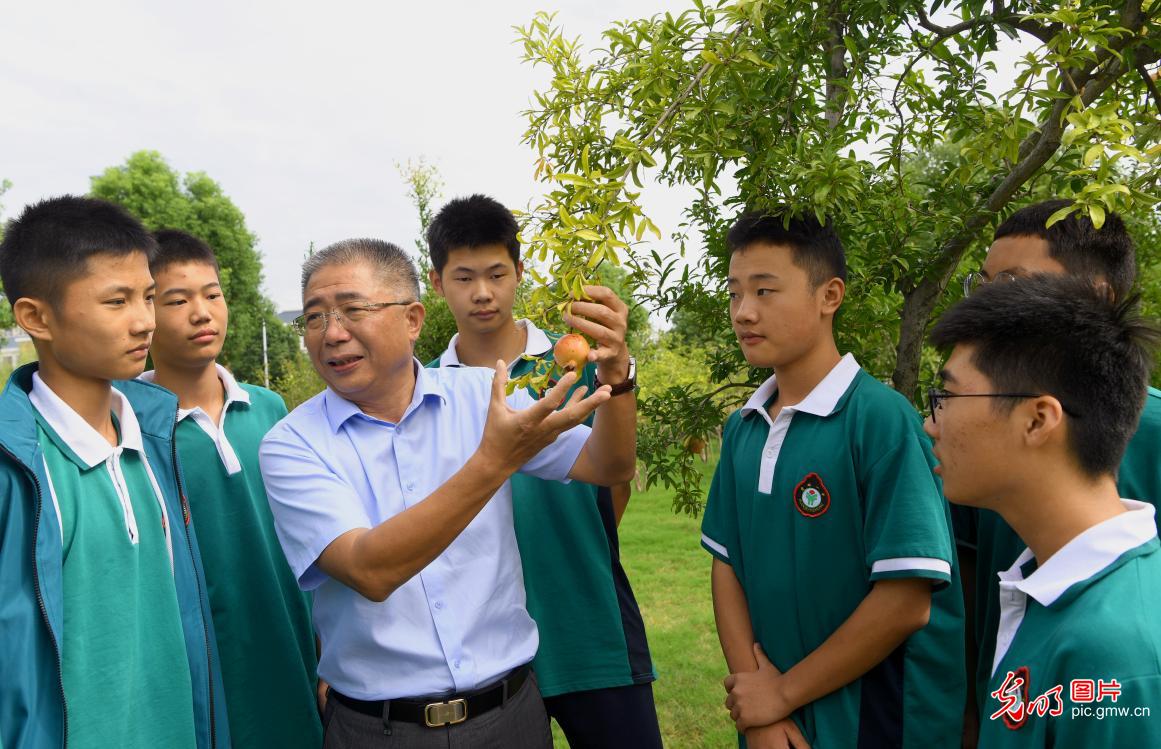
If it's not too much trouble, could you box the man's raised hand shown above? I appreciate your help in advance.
[563,285,632,386]
[478,360,611,475]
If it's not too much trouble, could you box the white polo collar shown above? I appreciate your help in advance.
[999,499,1157,607]
[438,318,553,370]
[30,372,144,468]
[741,353,861,421]
[139,363,251,421]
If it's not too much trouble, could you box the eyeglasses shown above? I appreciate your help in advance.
[927,388,1082,423]
[291,300,414,336]
[962,271,1017,297]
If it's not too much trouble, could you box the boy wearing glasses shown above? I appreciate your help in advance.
[421,195,660,749]
[926,276,1161,745]
[703,212,964,748]
[141,230,321,747]
[955,201,1161,732]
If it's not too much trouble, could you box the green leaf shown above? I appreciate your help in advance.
[740,50,767,67]
[1083,144,1103,167]
[1046,204,1077,228]
[1088,203,1106,229]
[554,173,595,187]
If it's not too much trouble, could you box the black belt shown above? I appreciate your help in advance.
[331,664,531,727]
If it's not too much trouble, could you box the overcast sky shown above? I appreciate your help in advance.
[0,0,691,311]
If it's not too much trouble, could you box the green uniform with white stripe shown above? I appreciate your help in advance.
[701,355,965,748]
[960,387,1161,714]
[164,373,321,748]
[36,415,196,749]
[506,351,655,696]
[980,504,1161,746]
[429,323,655,698]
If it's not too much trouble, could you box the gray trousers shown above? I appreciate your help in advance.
[322,673,553,749]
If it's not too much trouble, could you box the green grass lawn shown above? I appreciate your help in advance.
[551,466,737,748]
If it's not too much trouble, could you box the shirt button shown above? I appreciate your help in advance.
[405,482,415,492]
[765,449,774,458]
[454,660,461,669]
[433,600,443,610]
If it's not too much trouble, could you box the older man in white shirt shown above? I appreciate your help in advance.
[260,238,637,748]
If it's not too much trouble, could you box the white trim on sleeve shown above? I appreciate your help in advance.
[871,557,951,577]
[701,533,729,559]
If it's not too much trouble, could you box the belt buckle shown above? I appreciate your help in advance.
[424,698,467,727]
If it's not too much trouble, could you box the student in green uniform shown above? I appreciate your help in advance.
[423,195,661,748]
[954,200,1161,735]
[139,229,322,748]
[704,212,965,748]
[927,275,1161,746]
[0,196,229,749]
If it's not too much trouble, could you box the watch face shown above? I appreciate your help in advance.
[595,357,636,394]
[616,357,636,393]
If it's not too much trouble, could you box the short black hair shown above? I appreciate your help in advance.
[994,199,1135,299]
[0,195,156,305]
[425,194,520,274]
[726,211,847,286]
[930,275,1159,478]
[152,229,220,276]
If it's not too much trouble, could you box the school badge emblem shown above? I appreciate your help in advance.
[793,473,830,518]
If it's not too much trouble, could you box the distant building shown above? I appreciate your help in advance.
[1,327,32,370]
[278,310,306,352]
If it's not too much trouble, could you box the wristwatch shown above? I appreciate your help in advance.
[594,357,636,397]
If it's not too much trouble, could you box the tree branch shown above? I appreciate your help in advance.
[1140,65,1161,117]
[824,2,850,129]
[643,22,750,145]
[917,3,1056,47]
[696,381,758,406]
[916,7,992,36]
[1008,15,1058,46]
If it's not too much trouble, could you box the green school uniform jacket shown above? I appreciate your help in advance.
[701,355,965,748]
[0,364,230,749]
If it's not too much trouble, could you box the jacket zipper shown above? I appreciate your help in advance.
[171,416,217,747]
[0,443,68,748]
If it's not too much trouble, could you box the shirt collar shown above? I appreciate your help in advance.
[438,319,553,369]
[30,372,144,468]
[741,353,861,420]
[323,358,447,433]
[999,499,1158,607]
[139,363,251,422]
